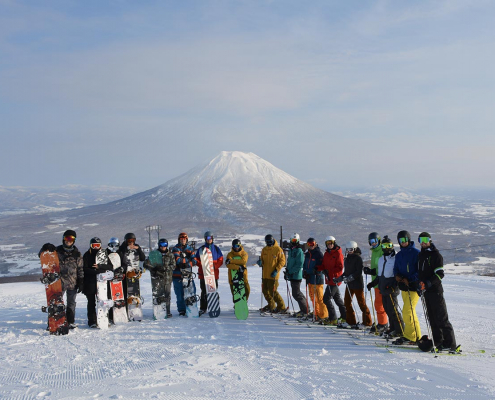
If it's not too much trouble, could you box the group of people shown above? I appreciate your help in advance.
[39,228,457,352]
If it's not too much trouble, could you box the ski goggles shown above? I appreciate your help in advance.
[158,241,168,247]
[108,243,119,249]
[381,243,394,249]
[418,236,431,244]
[325,240,335,246]
[290,238,299,244]
[126,238,136,243]
[205,236,213,241]
[90,243,101,249]
[64,235,76,242]
[369,238,378,246]
[398,237,409,244]
[233,244,241,250]
[179,235,188,240]
[307,241,316,247]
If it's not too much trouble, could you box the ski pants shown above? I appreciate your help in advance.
[199,278,219,312]
[382,287,404,335]
[373,288,388,326]
[308,284,328,320]
[401,290,421,341]
[424,289,456,349]
[63,289,77,324]
[323,285,346,321]
[173,277,196,313]
[262,278,285,311]
[229,273,250,302]
[85,290,97,326]
[290,280,307,314]
[344,288,372,326]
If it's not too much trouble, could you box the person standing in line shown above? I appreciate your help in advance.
[303,238,328,321]
[285,233,307,318]
[226,238,250,302]
[260,234,287,313]
[172,232,197,316]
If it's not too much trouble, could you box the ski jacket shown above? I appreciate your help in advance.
[370,251,398,295]
[343,248,364,290]
[394,242,420,291]
[56,245,84,292]
[369,245,383,288]
[318,246,344,286]
[144,249,175,284]
[172,242,197,278]
[303,245,325,285]
[82,248,114,295]
[286,246,305,281]
[195,244,224,280]
[226,245,248,284]
[418,243,444,292]
[260,240,285,280]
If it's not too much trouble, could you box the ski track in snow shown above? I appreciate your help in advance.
[0,269,494,399]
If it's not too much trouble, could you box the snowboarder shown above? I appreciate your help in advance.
[363,232,388,333]
[334,241,371,328]
[417,232,458,353]
[367,236,404,339]
[318,236,346,325]
[226,238,250,302]
[172,232,197,316]
[285,233,307,318]
[38,229,84,329]
[303,238,328,321]
[82,237,114,328]
[194,231,223,316]
[394,230,421,344]
[260,234,286,313]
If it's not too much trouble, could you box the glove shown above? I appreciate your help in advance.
[283,270,288,281]
[225,259,231,265]
[76,278,84,293]
[342,276,348,283]
[333,276,344,284]
[41,243,56,253]
[367,282,374,291]
[363,267,372,275]
[346,275,355,283]
[270,270,277,278]
[303,272,308,280]
[238,266,245,274]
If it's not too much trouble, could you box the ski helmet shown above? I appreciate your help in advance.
[345,241,358,253]
[90,237,102,250]
[381,235,394,255]
[108,237,120,253]
[124,232,136,241]
[158,238,169,248]
[265,234,275,246]
[63,229,76,240]
[178,232,188,241]
[290,233,300,243]
[368,232,381,247]
[325,236,336,246]
[397,230,411,244]
[204,231,214,242]
[232,239,242,249]
[307,238,316,247]
[418,232,431,244]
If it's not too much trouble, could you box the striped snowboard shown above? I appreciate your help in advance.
[200,247,220,318]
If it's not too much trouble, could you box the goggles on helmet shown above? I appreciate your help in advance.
[325,240,335,246]
[158,241,168,248]
[64,235,76,242]
[398,237,409,244]
[419,236,430,244]
[369,238,378,245]
[90,243,101,249]
[381,243,394,250]
[307,241,316,247]
[205,236,213,241]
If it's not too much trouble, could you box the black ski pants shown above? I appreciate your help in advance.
[199,278,219,312]
[424,289,456,349]
[323,285,346,321]
[290,280,308,314]
[85,291,97,326]
[381,287,404,335]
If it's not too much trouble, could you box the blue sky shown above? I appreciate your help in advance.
[1,0,494,191]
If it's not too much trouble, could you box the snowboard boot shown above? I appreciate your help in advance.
[260,305,271,312]
[199,310,206,317]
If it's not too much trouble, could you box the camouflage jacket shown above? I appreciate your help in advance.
[56,245,84,291]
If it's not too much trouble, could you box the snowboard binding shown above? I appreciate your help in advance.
[40,273,60,285]
[185,295,200,306]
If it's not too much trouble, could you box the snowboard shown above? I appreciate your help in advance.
[199,247,220,318]
[95,249,114,330]
[148,250,167,320]
[182,267,199,318]
[108,252,128,325]
[40,250,69,335]
[125,249,144,321]
[231,267,248,320]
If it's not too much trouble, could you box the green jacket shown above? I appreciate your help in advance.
[369,245,383,288]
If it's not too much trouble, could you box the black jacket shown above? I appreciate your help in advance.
[343,248,364,290]
[418,243,444,292]
[82,249,115,295]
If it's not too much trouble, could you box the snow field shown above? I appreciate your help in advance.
[0,267,494,399]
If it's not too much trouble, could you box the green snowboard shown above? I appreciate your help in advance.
[231,267,248,320]
[149,250,167,320]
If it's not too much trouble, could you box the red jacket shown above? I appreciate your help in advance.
[318,246,344,286]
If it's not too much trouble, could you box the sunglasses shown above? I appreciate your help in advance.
[419,237,430,244]
[381,243,394,249]
[369,238,378,245]
[64,235,75,242]
[90,243,101,249]
[398,237,409,244]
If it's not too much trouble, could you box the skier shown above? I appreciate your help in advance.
[194,231,224,316]
[144,238,175,318]
[285,233,307,318]
[393,230,421,344]
[334,241,371,328]
[318,236,346,325]
[259,234,287,313]
[417,232,458,353]
[82,237,114,328]
[38,229,84,329]
[226,238,250,302]
[172,232,197,316]
[367,236,404,339]
[303,238,328,321]
[363,232,388,333]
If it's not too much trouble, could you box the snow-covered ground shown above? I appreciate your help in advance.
[0,267,494,399]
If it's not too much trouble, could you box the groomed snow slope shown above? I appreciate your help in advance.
[0,267,494,399]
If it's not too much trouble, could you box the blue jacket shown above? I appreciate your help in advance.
[303,246,325,285]
[393,241,419,287]
[286,247,304,281]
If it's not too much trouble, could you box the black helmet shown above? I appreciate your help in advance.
[397,230,411,244]
[368,232,381,246]
[63,229,77,239]
[265,234,275,246]
[158,238,169,248]
[124,233,136,241]
[204,231,214,241]
[381,235,394,255]
[232,239,241,249]
[90,237,101,244]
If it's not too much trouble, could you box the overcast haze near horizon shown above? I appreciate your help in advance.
[1,1,495,193]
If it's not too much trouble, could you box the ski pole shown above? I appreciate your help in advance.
[345,283,358,326]
[389,293,405,338]
[369,287,378,336]
[305,282,310,317]
[407,289,419,342]
[313,281,316,323]
[260,256,263,314]
[420,292,437,354]
[285,273,295,315]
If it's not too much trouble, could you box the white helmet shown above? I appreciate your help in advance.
[108,237,120,253]
[345,241,358,252]
[325,236,336,242]
[291,233,300,243]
